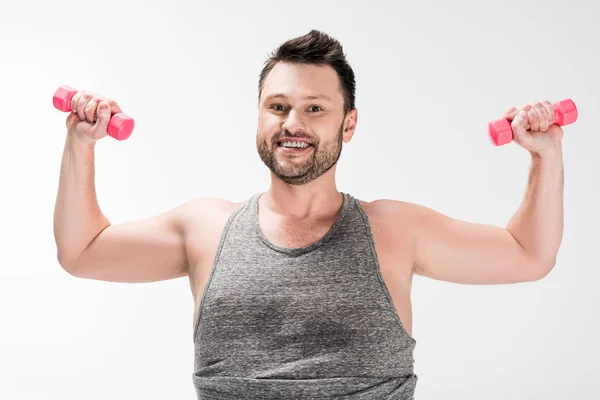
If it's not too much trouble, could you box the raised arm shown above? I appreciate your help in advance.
[53,90,189,283]
[403,100,564,284]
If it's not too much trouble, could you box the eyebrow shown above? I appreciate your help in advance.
[265,93,332,101]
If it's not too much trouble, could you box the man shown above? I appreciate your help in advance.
[54,30,564,399]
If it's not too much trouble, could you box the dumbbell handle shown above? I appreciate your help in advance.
[53,85,134,141]
[488,99,578,146]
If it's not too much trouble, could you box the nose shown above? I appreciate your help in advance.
[281,109,305,134]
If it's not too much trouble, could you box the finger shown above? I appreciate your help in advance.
[534,101,549,132]
[542,100,554,127]
[93,101,112,134]
[105,98,122,115]
[66,111,79,130]
[511,110,531,145]
[76,91,94,121]
[502,106,518,121]
[526,103,541,132]
[70,91,82,114]
[84,96,101,123]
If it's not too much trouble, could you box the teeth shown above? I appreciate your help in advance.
[280,141,309,148]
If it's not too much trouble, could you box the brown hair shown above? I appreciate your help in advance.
[258,30,356,115]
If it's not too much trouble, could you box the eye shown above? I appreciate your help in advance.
[270,104,286,112]
[308,105,323,112]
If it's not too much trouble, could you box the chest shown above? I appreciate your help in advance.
[259,216,338,249]
[187,201,415,336]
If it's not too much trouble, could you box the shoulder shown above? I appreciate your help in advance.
[354,198,424,272]
[358,198,421,223]
[356,197,436,238]
[170,197,246,233]
[177,197,244,215]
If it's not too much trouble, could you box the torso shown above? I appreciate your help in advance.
[184,196,415,338]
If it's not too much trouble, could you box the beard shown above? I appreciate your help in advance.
[256,122,344,185]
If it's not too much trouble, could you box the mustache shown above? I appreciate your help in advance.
[273,131,315,144]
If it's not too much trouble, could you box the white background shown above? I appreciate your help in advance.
[1,0,598,399]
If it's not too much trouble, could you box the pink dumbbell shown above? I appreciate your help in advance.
[488,99,578,146]
[53,85,135,141]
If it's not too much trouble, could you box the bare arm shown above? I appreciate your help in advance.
[505,147,563,270]
[53,131,190,283]
[400,101,565,284]
[407,146,563,284]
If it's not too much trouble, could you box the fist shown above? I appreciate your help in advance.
[66,90,123,144]
[503,100,563,155]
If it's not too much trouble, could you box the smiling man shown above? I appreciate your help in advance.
[256,63,348,186]
[54,30,565,399]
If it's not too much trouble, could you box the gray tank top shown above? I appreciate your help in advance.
[192,192,417,399]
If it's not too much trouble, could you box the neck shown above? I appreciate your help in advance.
[263,171,343,220]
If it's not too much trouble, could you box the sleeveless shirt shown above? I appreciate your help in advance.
[192,192,418,399]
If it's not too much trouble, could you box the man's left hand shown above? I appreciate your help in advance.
[503,100,563,156]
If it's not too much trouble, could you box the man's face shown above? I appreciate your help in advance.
[256,62,356,185]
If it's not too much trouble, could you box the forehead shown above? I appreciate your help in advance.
[261,62,342,101]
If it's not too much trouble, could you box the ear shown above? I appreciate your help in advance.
[342,108,358,143]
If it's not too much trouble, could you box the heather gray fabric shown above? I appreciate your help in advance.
[192,192,417,399]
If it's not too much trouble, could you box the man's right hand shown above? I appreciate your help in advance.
[66,90,123,144]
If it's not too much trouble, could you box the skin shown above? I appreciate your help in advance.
[54,62,564,339]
